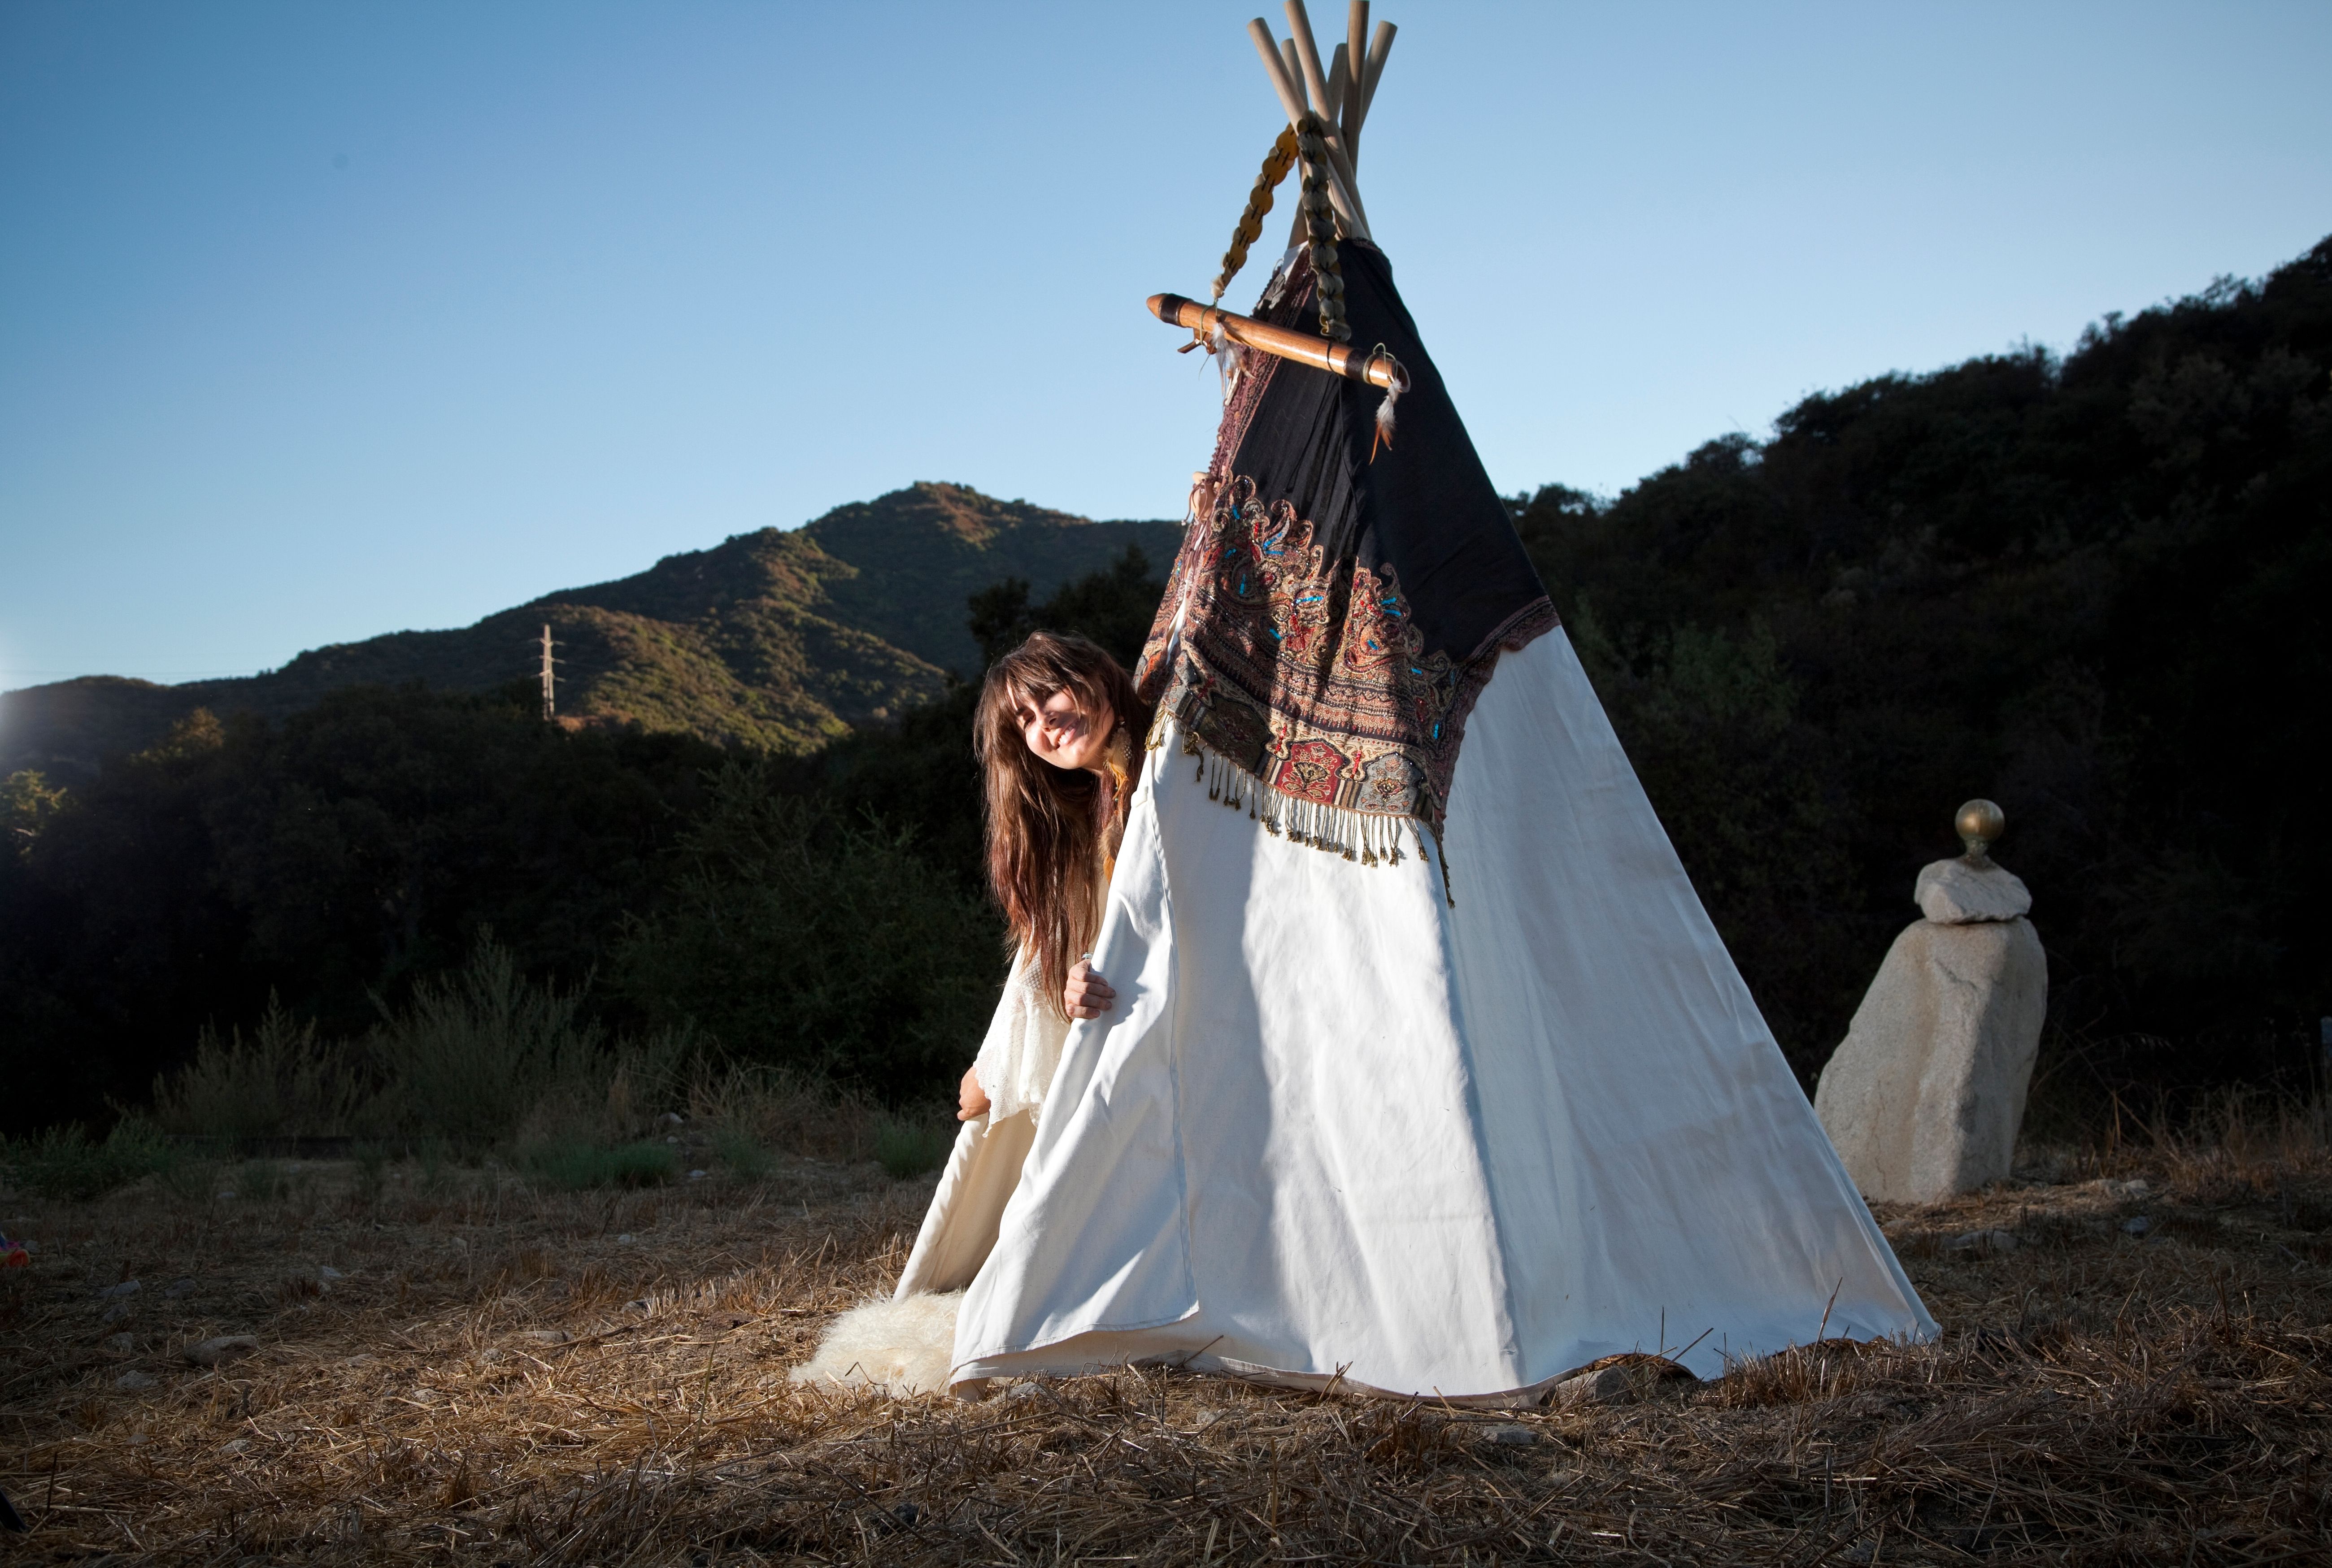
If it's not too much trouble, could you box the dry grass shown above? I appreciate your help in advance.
[4,1103,2330,1564]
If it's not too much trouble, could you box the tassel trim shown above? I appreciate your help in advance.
[1175,729,1438,877]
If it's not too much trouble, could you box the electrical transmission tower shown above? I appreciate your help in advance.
[538,624,559,721]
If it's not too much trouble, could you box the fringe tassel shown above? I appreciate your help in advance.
[1178,731,1432,870]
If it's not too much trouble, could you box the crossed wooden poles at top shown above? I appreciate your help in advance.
[1248,0,1397,246]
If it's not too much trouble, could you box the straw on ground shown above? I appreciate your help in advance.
[3,1099,2328,1564]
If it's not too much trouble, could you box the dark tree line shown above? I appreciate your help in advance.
[1520,237,2331,1089]
[0,556,1165,1134]
[5,236,2327,1134]
[0,689,728,1130]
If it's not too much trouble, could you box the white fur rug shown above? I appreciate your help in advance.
[789,1291,963,1397]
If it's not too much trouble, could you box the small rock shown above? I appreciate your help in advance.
[1945,1229,2019,1256]
[666,1136,681,1145]
[104,1332,136,1352]
[218,1437,249,1455]
[113,1370,156,1391]
[165,1277,196,1299]
[479,1347,504,1363]
[100,1302,133,1325]
[616,1234,635,1244]
[624,1298,652,1313]
[1914,858,2033,924]
[1479,1421,1538,1447]
[687,1169,708,1181]
[661,1111,685,1126]
[98,1279,142,1300]
[2118,1178,2151,1199]
[217,1190,237,1201]
[319,1265,344,1281]
[519,1329,571,1346]
[185,1334,261,1367]
[1549,1365,1635,1410]
[2120,1215,2153,1237]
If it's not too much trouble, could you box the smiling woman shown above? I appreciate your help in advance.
[971,633,1151,1037]
[791,631,1156,1338]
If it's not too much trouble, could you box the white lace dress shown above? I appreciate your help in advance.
[968,947,1072,1128]
[893,743,1132,1300]
[892,946,1073,1296]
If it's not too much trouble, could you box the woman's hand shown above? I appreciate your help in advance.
[958,1064,991,1122]
[1064,959,1116,1020]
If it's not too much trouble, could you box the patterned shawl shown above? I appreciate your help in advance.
[1134,241,1556,862]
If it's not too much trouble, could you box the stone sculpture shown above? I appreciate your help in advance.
[1816,800,2049,1203]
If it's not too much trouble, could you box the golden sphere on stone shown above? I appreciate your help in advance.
[1956,798,2005,862]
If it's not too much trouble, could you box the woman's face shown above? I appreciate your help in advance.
[1015,686,1114,773]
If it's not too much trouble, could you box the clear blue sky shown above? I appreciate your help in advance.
[3,1,2327,688]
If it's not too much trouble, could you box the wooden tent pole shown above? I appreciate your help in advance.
[1264,34,1317,251]
[1283,2,1339,140]
[1361,20,1396,119]
[1246,18,1370,240]
[1149,293,1399,389]
[1341,1,1369,158]
[1317,42,1349,240]
[1282,1,1373,235]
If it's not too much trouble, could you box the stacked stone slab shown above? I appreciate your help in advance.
[1816,809,2049,1204]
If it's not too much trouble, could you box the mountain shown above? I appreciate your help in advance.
[2,484,1183,772]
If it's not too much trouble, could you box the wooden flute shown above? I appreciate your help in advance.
[1147,293,1401,390]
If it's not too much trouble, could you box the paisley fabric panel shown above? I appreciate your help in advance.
[1137,242,1555,837]
[1144,476,1555,832]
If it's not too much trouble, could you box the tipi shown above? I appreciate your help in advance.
[796,0,1934,1403]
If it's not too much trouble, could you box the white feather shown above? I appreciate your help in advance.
[1371,353,1410,453]
[1211,322,1247,403]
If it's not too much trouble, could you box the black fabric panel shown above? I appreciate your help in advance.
[1228,242,1547,662]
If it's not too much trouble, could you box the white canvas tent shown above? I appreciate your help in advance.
[796,1,1934,1404]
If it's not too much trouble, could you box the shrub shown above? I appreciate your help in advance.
[154,946,698,1160]
[685,1062,877,1163]
[613,768,1002,1100]
[151,995,365,1150]
[227,1159,291,1202]
[4,1119,174,1201]
[710,1127,775,1181]
[873,1114,954,1179]
[363,935,622,1151]
[521,1139,679,1190]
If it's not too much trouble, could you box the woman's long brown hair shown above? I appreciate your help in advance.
[975,632,1151,1018]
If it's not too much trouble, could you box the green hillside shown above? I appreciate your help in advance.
[0,483,1181,771]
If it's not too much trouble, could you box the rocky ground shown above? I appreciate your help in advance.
[2,1127,2328,1564]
